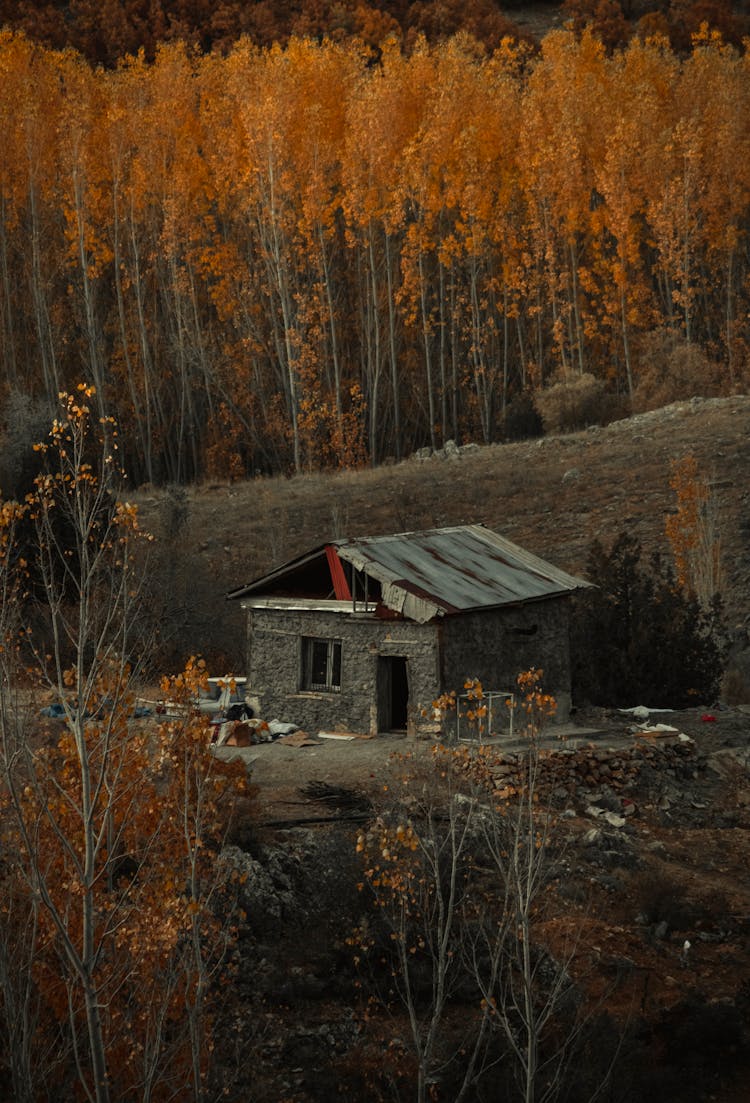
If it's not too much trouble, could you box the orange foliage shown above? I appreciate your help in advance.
[665,453,723,604]
[0,31,749,478]
[0,391,247,1099]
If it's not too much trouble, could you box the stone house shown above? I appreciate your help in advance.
[227,525,590,737]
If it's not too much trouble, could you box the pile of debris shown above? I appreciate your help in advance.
[212,716,304,748]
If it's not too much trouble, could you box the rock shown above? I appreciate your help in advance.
[597,789,623,812]
[562,467,581,483]
[654,920,669,941]
[219,845,294,925]
[491,764,516,779]
[602,811,627,828]
[595,873,623,893]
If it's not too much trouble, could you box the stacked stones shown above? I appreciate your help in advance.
[485,737,702,805]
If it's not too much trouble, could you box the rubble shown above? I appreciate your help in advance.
[485,735,705,812]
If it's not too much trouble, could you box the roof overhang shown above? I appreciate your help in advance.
[240,596,376,614]
[228,525,591,624]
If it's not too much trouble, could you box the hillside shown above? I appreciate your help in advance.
[156,392,750,1101]
[136,394,750,686]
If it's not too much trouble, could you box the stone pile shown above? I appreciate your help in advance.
[486,736,702,806]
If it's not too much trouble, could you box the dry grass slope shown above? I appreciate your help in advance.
[135,395,750,670]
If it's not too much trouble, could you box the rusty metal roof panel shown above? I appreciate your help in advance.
[336,525,589,619]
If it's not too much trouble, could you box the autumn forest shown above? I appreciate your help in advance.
[2,12,750,1102]
[1,22,749,485]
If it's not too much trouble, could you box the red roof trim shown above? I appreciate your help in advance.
[325,545,352,601]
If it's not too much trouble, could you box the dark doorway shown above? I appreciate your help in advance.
[377,656,409,732]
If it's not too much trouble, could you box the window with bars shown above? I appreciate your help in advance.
[301,636,342,692]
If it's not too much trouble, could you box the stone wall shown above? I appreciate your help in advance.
[246,607,440,734]
[439,597,573,724]
[484,735,701,807]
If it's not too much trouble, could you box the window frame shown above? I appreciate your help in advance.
[300,635,343,693]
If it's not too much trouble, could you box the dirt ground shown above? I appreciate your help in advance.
[221,702,750,1102]
[215,704,750,819]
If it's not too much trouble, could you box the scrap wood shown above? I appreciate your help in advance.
[257,812,371,829]
[634,724,681,740]
[318,730,374,741]
[277,730,321,747]
[298,780,372,811]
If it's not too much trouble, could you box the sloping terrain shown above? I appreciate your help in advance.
[220,703,750,1103]
[131,396,750,1100]
[135,394,750,675]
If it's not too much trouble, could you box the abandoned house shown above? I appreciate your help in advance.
[226,525,591,738]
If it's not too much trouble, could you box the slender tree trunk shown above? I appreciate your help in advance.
[569,240,585,376]
[128,207,155,483]
[71,162,105,411]
[438,259,448,442]
[27,179,59,400]
[367,235,383,465]
[620,286,634,397]
[725,250,735,386]
[417,250,436,451]
[319,224,343,435]
[0,192,18,384]
[450,268,459,440]
[384,230,401,460]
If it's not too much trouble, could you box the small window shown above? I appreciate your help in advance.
[301,637,342,692]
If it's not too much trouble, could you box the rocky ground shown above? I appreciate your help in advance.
[212,703,750,1102]
[131,396,750,1098]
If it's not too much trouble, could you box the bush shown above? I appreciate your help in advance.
[572,531,725,708]
[535,372,617,434]
[631,330,726,412]
[0,389,51,498]
[501,388,544,441]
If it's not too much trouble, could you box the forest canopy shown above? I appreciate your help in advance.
[0,27,749,484]
[1,0,748,62]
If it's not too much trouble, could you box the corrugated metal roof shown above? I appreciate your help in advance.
[335,525,590,621]
[227,525,591,622]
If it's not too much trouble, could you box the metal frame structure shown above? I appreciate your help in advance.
[457,690,515,742]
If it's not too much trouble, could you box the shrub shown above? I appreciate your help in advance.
[572,531,725,708]
[637,872,696,932]
[631,330,726,412]
[501,389,544,441]
[721,665,750,705]
[535,372,614,434]
[0,388,51,498]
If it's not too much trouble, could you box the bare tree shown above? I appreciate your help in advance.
[0,388,245,1102]
[466,672,584,1103]
[356,745,489,1102]
[355,672,611,1103]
